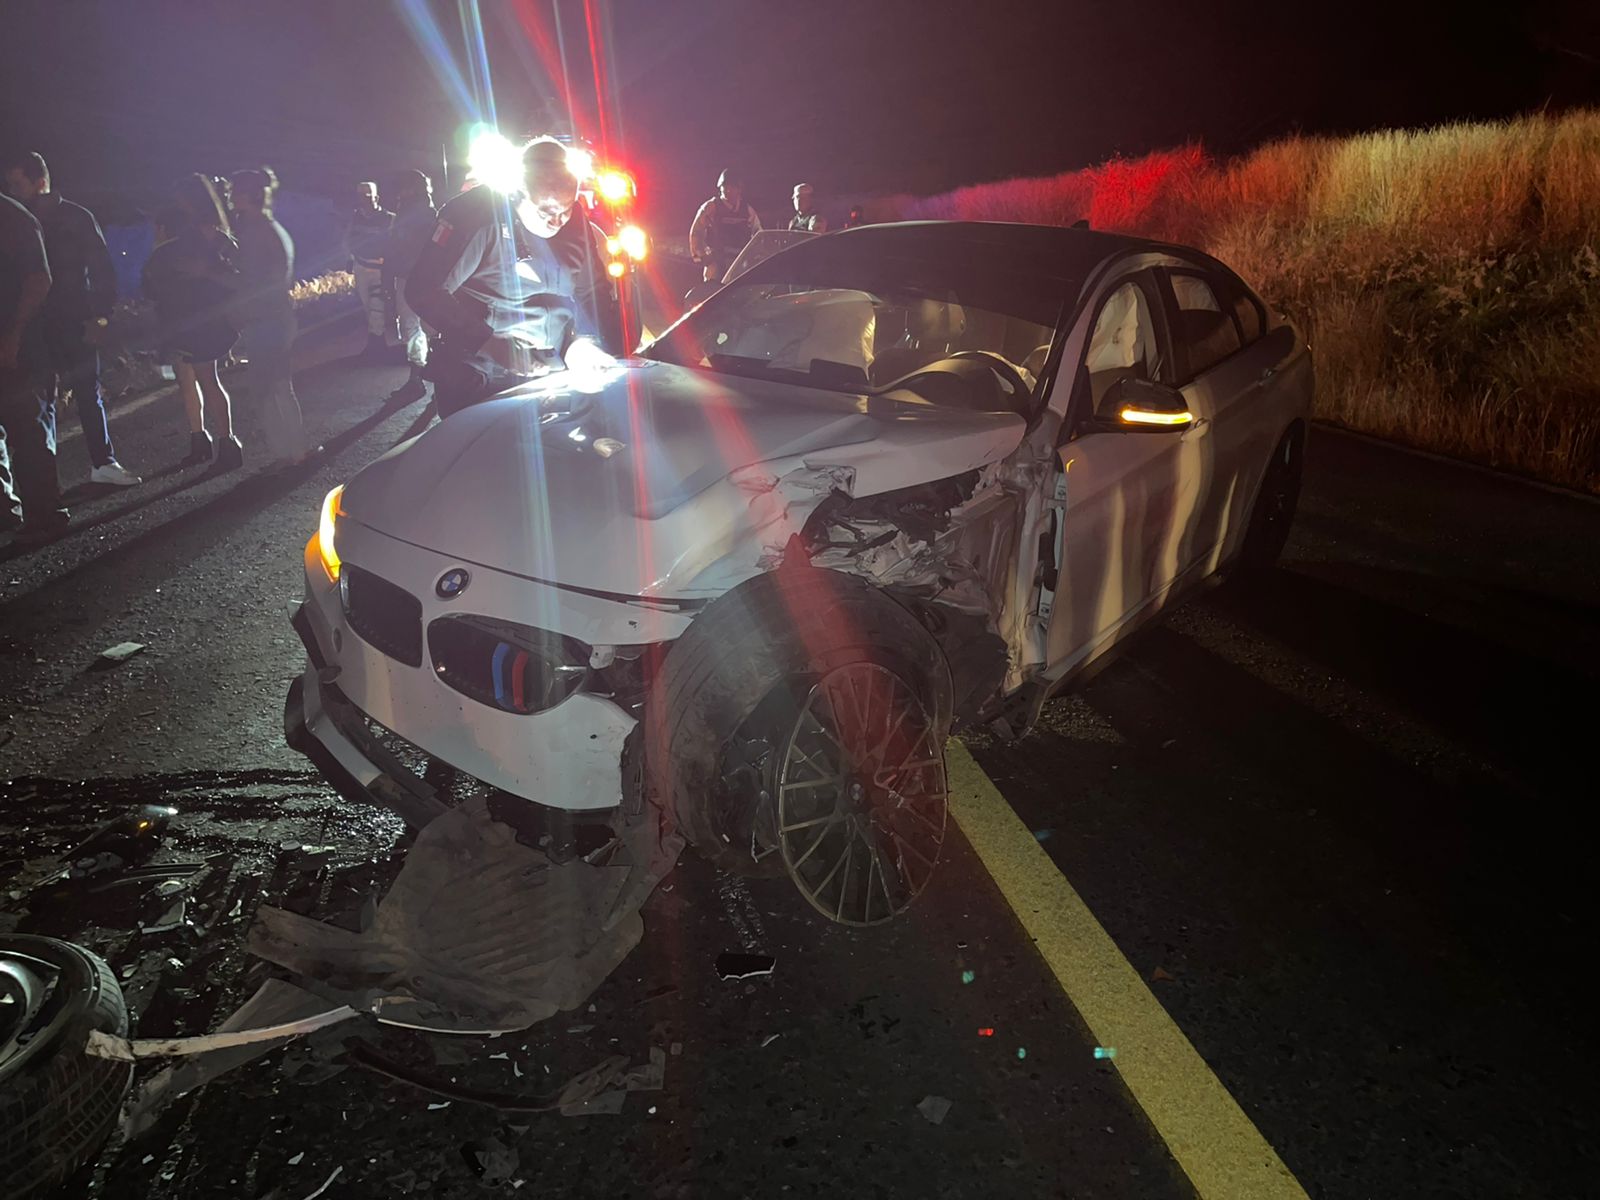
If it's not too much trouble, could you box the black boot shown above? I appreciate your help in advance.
[213,435,245,473]
[385,367,428,407]
[181,430,214,467]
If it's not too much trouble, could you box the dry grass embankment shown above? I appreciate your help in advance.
[874,111,1600,492]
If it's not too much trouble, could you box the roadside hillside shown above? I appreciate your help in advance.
[871,110,1600,493]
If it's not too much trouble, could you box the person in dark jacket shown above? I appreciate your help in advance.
[405,137,615,418]
[4,151,141,487]
[141,175,243,470]
[230,167,316,471]
[0,192,68,542]
[382,169,436,407]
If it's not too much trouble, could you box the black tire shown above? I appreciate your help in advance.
[0,936,134,1199]
[1233,424,1304,575]
[646,565,952,876]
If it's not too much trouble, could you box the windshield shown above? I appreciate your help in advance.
[648,256,1060,413]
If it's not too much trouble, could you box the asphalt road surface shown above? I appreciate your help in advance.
[2,318,1596,1199]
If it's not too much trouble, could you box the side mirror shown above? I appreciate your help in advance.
[1098,376,1193,431]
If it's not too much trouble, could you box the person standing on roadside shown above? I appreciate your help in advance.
[382,169,436,407]
[345,181,393,360]
[689,169,761,284]
[0,191,67,542]
[230,167,317,471]
[3,152,141,488]
[406,136,615,418]
[142,175,243,471]
[787,183,828,233]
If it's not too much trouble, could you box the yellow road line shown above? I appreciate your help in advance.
[946,740,1309,1200]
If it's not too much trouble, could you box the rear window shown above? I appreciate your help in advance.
[1169,271,1242,379]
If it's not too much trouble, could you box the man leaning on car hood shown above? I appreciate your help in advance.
[405,136,616,417]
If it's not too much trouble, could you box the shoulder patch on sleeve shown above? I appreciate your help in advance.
[431,219,454,245]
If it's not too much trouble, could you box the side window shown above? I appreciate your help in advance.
[1076,280,1163,421]
[1168,271,1242,379]
[1231,288,1263,344]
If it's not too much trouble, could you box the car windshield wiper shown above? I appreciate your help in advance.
[706,354,869,392]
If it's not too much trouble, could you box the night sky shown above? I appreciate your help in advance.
[1,0,1595,228]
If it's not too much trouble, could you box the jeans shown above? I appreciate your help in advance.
[0,362,64,523]
[242,320,310,464]
[353,263,390,340]
[47,331,115,468]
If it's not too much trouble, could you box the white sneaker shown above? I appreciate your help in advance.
[90,461,142,487]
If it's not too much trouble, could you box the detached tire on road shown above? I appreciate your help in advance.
[647,565,953,900]
[1,936,134,1199]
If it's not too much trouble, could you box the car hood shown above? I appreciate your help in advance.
[340,361,1025,597]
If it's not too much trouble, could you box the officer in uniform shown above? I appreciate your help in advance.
[787,183,828,233]
[404,137,615,418]
[689,168,761,283]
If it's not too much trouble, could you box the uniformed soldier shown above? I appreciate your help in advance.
[689,169,761,283]
[404,137,615,418]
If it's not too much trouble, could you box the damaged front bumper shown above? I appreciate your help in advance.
[285,519,693,824]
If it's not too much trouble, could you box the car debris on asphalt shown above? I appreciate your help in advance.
[714,951,777,981]
[917,1095,953,1125]
[95,640,147,666]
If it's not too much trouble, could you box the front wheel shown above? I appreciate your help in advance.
[646,567,952,923]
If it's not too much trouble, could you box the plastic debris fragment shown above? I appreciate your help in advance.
[917,1095,952,1125]
[715,952,776,980]
[1094,1046,1117,1059]
[960,970,975,984]
[977,1027,995,1038]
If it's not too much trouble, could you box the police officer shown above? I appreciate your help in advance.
[405,137,615,418]
[787,183,827,233]
[689,169,761,283]
[4,151,141,487]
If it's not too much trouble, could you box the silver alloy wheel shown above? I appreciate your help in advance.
[776,662,948,925]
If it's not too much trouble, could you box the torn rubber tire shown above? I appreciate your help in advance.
[0,936,134,1199]
[645,564,952,881]
[1232,423,1304,576]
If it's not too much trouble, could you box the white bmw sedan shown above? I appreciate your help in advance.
[286,221,1311,925]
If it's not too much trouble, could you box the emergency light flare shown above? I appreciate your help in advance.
[466,129,526,194]
[617,224,648,260]
[595,168,635,204]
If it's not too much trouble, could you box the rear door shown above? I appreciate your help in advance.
[1155,263,1292,575]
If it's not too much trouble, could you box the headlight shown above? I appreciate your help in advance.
[316,485,345,581]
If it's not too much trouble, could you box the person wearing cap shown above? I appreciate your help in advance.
[787,183,827,233]
[404,136,615,418]
[689,169,761,283]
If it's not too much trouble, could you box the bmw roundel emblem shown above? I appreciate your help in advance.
[436,568,471,600]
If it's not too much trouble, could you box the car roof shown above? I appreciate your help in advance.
[823,220,1174,284]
